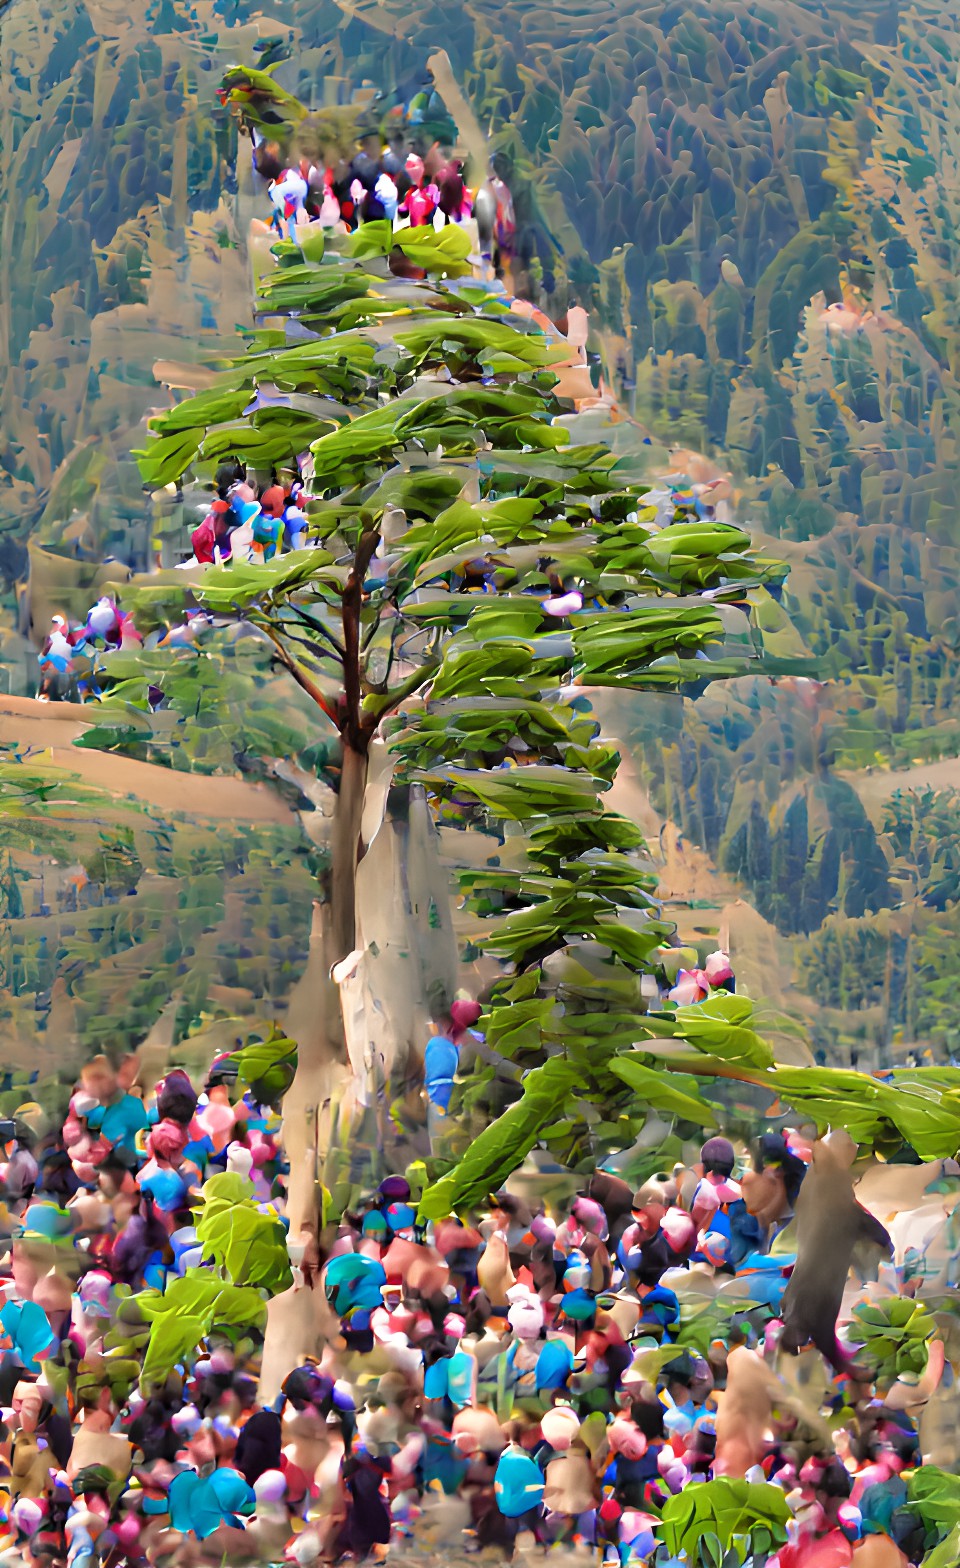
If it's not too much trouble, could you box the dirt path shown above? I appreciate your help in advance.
[841,756,960,825]
[0,694,298,825]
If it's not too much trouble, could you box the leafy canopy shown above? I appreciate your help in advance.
[118,207,960,1206]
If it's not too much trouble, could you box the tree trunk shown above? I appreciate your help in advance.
[329,740,367,962]
[340,754,459,1163]
[281,742,370,1231]
[258,742,368,1401]
[258,897,349,1402]
[260,738,460,1400]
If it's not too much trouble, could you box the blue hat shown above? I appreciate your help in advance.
[494,1447,544,1517]
[324,1253,387,1317]
[1,1299,55,1372]
[168,1467,255,1539]
[140,1165,188,1213]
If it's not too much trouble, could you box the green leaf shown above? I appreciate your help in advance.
[908,1467,960,1541]
[572,604,724,680]
[627,1340,690,1385]
[229,1025,298,1108]
[347,222,473,275]
[418,763,603,820]
[418,1057,579,1221]
[657,1478,790,1558]
[394,224,474,275]
[187,552,345,616]
[921,1524,960,1568]
[608,1057,718,1125]
[195,1173,292,1292]
[658,992,776,1069]
[766,1066,960,1159]
[297,226,326,263]
[140,1312,208,1390]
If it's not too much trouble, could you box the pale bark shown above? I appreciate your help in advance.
[341,743,458,1106]
[260,745,369,1399]
[259,897,351,1402]
[259,739,460,1399]
[329,741,368,962]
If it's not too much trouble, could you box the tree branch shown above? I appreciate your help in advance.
[262,626,340,726]
[282,628,346,667]
[360,659,441,730]
[286,604,348,660]
[341,529,380,748]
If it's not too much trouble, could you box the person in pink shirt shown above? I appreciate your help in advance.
[399,154,439,227]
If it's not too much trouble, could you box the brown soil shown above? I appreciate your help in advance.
[0,694,297,825]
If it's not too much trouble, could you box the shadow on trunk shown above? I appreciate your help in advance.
[259,746,458,1400]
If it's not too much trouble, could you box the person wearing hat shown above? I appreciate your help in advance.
[0,1125,38,1218]
[223,482,261,562]
[688,1138,741,1268]
[192,498,233,564]
[690,1138,741,1234]
[616,1178,672,1289]
[267,165,308,240]
[253,485,286,561]
[282,484,309,551]
[399,155,438,228]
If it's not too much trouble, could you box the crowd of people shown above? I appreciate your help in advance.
[18,99,951,1568]
[36,592,210,701]
[187,461,308,568]
[0,986,951,1568]
[253,125,515,255]
[174,121,517,574]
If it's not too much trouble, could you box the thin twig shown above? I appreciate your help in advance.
[262,625,339,725]
[287,602,348,660]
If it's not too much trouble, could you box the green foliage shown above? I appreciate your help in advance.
[345,218,474,275]
[627,694,895,942]
[76,1354,142,1409]
[218,64,308,132]
[228,1025,298,1109]
[764,1065,960,1160]
[51,47,960,1210]
[657,1477,790,1562]
[417,1057,579,1220]
[850,1295,935,1385]
[673,1299,765,1360]
[194,1171,292,1293]
[0,758,316,1070]
[74,621,330,788]
[133,1269,268,1391]
[919,1526,960,1568]
[3,0,959,1139]
[796,915,889,1012]
[607,1057,718,1124]
[906,1467,960,1553]
[884,789,960,911]
[112,197,803,1201]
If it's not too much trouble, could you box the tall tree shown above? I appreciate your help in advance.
[27,183,960,1390]
[114,208,789,1206]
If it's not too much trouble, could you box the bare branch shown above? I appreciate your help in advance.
[262,625,341,727]
[286,603,348,661]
